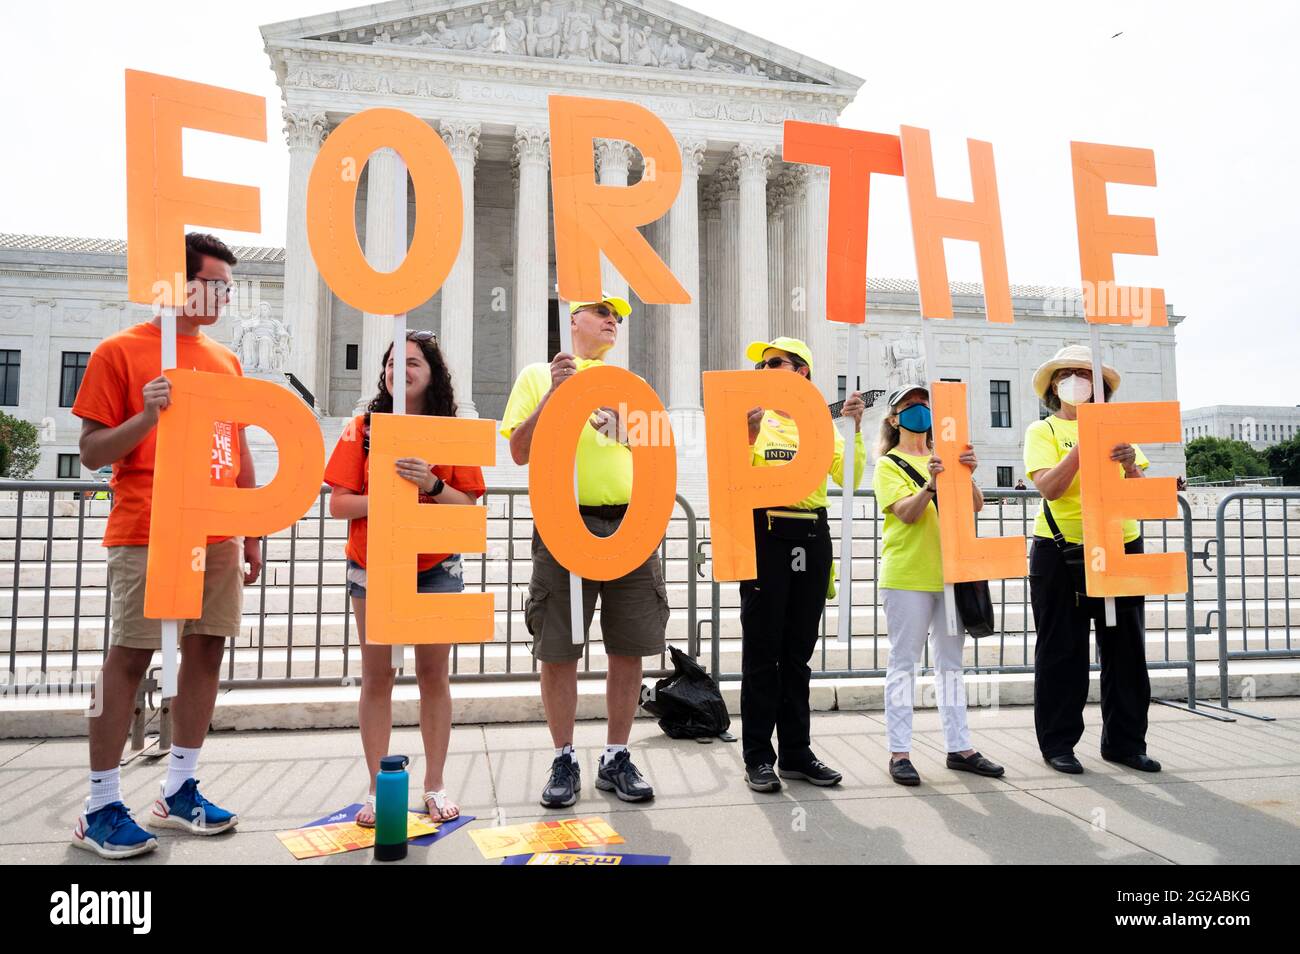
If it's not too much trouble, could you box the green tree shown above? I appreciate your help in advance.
[1184,436,1270,483]
[0,412,41,479]
[1265,434,1300,487]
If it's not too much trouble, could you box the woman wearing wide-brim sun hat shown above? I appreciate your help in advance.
[1024,344,1161,776]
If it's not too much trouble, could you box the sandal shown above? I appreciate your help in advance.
[355,793,377,829]
[423,789,459,822]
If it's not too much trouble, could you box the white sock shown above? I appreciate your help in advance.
[164,745,201,798]
[87,767,122,813]
[555,744,577,764]
[602,744,628,764]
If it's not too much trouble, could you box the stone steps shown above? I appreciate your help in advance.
[8,624,1284,685]
[6,550,1300,588]
[5,599,1295,654]
[4,570,1300,621]
[4,660,1296,739]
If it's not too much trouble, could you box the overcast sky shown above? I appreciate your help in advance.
[1,0,1295,411]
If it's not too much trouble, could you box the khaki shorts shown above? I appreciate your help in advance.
[524,511,670,663]
[106,539,245,649]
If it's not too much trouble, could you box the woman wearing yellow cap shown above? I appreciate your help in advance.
[873,384,1005,786]
[1025,345,1160,775]
[739,337,865,794]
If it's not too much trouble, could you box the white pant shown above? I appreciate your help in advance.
[882,588,972,754]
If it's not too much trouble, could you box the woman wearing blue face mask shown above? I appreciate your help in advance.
[872,385,1005,786]
[1025,345,1160,775]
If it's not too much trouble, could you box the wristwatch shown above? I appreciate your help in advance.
[427,474,445,497]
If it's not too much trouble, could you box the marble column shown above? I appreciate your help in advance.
[734,144,773,350]
[440,120,480,417]
[781,166,809,343]
[803,165,834,397]
[714,162,741,371]
[356,146,407,414]
[668,139,705,429]
[642,215,671,395]
[699,179,722,372]
[966,333,986,438]
[595,138,633,369]
[1016,336,1043,428]
[766,176,786,339]
[512,126,550,373]
[282,108,328,407]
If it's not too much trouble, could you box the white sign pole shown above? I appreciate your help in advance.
[835,327,858,645]
[1090,322,1118,628]
[160,305,179,699]
[919,317,960,636]
[556,310,586,646]
[389,157,409,671]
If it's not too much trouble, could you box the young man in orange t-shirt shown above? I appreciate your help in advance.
[70,233,261,858]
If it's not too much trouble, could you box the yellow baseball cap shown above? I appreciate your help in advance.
[745,336,813,370]
[568,295,632,318]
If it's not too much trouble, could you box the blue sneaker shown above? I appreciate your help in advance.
[73,799,158,859]
[146,779,238,835]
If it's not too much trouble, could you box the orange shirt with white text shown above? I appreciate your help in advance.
[71,322,243,547]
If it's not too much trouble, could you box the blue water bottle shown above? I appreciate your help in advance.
[374,754,409,861]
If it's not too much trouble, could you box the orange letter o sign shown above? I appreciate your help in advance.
[307,107,462,315]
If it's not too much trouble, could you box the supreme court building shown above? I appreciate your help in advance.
[0,0,1185,490]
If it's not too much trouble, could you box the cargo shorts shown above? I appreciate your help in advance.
[105,538,245,649]
[524,508,670,663]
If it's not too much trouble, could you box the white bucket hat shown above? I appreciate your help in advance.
[1032,344,1120,400]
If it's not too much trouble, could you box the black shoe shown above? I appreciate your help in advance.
[1044,753,1084,774]
[778,757,843,787]
[540,755,581,809]
[1102,750,1162,773]
[595,750,655,802]
[889,758,921,786]
[947,751,1005,778]
[745,763,782,793]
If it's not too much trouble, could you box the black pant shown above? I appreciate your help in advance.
[1029,536,1151,759]
[739,509,833,768]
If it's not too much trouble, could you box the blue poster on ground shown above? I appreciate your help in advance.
[501,850,670,865]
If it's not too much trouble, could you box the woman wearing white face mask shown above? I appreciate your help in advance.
[1025,345,1161,776]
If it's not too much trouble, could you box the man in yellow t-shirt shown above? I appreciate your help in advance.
[738,337,866,794]
[1024,344,1161,777]
[500,294,665,810]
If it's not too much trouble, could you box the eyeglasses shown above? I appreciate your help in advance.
[407,330,438,342]
[580,304,624,324]
[755,356,799,370]
[198,278,232,301]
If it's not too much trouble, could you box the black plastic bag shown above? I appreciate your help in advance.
[953,580,995,638]
[639,645,733,741]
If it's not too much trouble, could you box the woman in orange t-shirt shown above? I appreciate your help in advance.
[324,332,485,826]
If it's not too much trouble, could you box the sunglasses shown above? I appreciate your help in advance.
[407,330,438,342]
[579,304,624,324]
[755,356,800,370]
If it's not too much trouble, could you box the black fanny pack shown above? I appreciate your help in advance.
[760,507,825,541]
[884,454,995,639]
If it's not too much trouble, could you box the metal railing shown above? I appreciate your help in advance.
[1206,490,1300,721]
[0,480,699,692]
[6,480,1300,729]
[699,488,1219,719]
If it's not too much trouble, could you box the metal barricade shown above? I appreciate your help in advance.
[0,480,699,695]
[1204,490,1300,721]
[696,488,1222,720]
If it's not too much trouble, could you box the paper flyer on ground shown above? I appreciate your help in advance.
[469,817,625,859]
[276,812,441,860]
